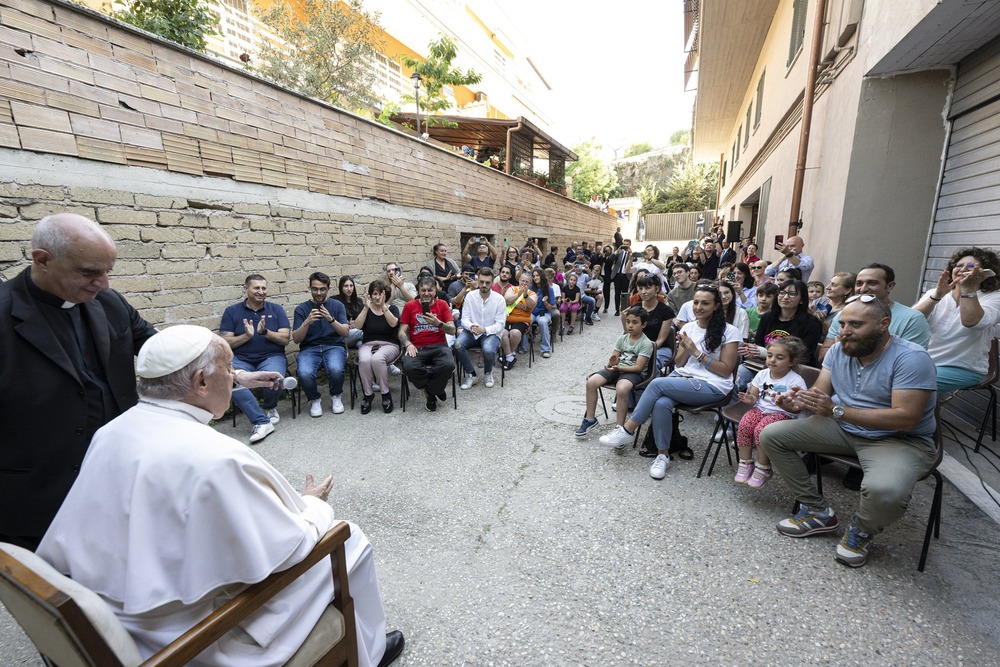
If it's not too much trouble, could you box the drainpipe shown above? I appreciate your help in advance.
[505,117,525,175]
[787,0,828,239]
[714,152,724,225]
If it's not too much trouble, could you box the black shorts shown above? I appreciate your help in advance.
[506,322,528,333]
[594,368,644,386]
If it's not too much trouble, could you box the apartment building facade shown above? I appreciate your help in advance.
[687,0,1000,299]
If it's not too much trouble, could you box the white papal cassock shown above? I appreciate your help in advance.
[38,398,387,667]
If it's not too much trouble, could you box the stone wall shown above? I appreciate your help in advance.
[0,0,615,328]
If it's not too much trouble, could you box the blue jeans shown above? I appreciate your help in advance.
[345,328,363,349]
[232,355,286,425]
[531,312,552,352]
[297,344,346,400]
[454,330,501,374]
[655,346,674,372]
[581,295,596,319]
[629,373,726,453]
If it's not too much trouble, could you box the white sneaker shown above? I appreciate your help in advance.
[372,382,381,392]
[249,422,275,444]
[388,364,401,376]
[649,454,670,479]
[484,373,495,388]
[460,374,477,390]
[309,399,322,417]
[331,395,345,414]
[592,313,601,322]
[266,408,280,425]
[599,424,634,449]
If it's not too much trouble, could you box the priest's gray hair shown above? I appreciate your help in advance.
[33,214,114,260]
[138,339,225,400]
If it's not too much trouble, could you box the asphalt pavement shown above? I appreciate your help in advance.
[3,315,1000,666]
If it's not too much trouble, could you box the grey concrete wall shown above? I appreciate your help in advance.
[836,70,951,300]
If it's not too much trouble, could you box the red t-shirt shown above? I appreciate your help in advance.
[401,298,453,347]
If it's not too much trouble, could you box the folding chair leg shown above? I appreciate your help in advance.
[598,391,609,421]
[974,386,997,453]
[918,470,944,572]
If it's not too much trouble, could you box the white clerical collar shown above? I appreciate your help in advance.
[61,301,77,309]
[138,397,213,424]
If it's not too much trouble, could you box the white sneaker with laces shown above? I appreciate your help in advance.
[266,408,280,425]
[331,395,345,414]
[599,424,634,449]
[484,373,495,388]
[592,313,601,322]
[309,399,322,418]
[460,374,477,390]
[649,454,670,479]
[388,364,401,376]
[249,422,275,444]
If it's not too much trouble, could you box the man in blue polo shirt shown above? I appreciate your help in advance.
[292,271,350,418]
[220,274,291,443]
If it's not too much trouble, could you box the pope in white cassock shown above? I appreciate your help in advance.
[37,325,404,667]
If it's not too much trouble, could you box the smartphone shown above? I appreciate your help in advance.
[774,234,784,250]
[311,302,322,310]
[421,301,430,315]
[393,267,402,276]
[620,294,630,311]
[726,271,736,282]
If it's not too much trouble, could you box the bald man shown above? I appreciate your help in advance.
[765,235,814,283]
[0,214,278,550]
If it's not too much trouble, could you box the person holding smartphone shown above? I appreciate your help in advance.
[764,235,815,283]
[398,276,457,411]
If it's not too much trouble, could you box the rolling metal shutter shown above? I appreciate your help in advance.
[925,37,1000,428]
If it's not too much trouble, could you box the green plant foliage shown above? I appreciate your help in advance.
[401,35,482,115]
[649,156,717,213]
[566,139,618,203]
[111,0,219,52]
[670,129,691,146]
[624,142,654,158]
[252,0,384,111]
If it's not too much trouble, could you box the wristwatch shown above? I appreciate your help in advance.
[831,405,845,420]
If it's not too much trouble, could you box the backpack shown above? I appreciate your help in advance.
[639,410,690,458]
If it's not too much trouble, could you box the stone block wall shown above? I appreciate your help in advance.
[0,0,617,330]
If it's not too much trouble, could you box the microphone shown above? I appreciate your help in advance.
[280,376,298,390]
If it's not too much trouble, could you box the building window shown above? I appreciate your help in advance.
[745,105,752,146]
[788,0,807,66]
[735,129,741,164]
[754,71,765,128]
[722,161,727,187]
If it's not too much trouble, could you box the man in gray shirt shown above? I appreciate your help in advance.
[666,264,697,315]
[760,296,937,568]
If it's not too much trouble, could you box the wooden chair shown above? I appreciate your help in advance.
[941,336,998,453]
[813,405,945,572]
[0,522,359,667]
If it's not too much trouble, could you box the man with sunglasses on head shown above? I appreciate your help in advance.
[760,294,937,568]
[819,263,931,364]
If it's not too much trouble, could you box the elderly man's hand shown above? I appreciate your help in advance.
[303,474,333,501]
[237,370,284,389]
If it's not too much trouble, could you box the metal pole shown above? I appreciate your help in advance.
[415,87,421,138]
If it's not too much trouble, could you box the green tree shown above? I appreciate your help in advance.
[649,156,717,213]
[252,0,384,111]
[635,176,662,212]
[401,35,481,120]
[669,129,691,146]
[567,140,618,203]
[624,142,654,158]
[111,0,219,52]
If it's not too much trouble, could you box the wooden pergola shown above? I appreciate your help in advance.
[389,113,577,189]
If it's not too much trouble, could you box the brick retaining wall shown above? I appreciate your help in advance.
[0,0,615,329]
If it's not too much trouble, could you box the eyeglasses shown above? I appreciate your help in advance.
[777,290,799,298]
[846,293,891,317]
[310,287,329,293]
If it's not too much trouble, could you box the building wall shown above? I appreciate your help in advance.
[713,0,952,288]
[0,0,613,327]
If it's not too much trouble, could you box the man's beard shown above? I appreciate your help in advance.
[841,329,884,358]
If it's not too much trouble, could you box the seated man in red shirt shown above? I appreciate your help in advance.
[398,276,457,411]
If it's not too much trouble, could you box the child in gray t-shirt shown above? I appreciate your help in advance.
[575,306,654,439]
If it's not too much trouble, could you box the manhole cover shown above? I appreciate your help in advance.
[535,395,591,426]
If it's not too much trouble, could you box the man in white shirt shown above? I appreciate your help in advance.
[38,325,404,667]
[454,267,507,389]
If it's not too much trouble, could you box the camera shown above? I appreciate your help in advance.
[393,267,402,276]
